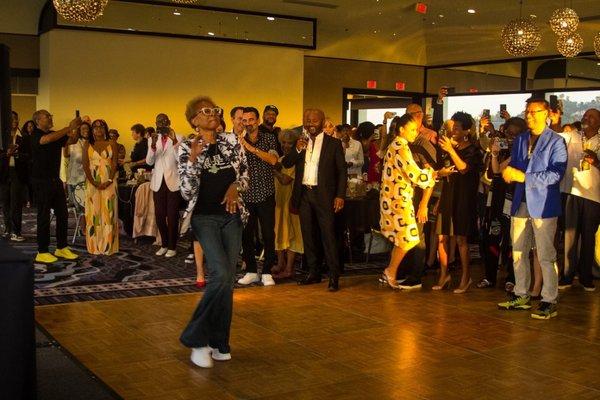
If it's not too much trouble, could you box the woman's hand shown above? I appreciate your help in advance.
[438,136,455,154]
[222,184,239,214]
[490,137,501,155]
[416,204,428,223]
[437,165,456,178]
[189,137,206,164]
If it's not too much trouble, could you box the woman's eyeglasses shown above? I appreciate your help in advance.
[196,107,223,117]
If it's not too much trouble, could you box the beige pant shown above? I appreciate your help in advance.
[511,202,559,303]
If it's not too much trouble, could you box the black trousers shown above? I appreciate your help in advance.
[0,168,26,235]
[242,195,276,275]
[299,188,340,279]
[564,195,600,287]
[153,179,181,250]
[33,178,68,253]
[397,222,426,283]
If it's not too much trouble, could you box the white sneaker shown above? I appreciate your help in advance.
[210,347,231,361]
[190,347,213,368]
[185,253,194,264]
[10,234,25,242]
[261,274,276,286]
[155,247,168,256]
[237,272,259,285]
[165,250,177,258]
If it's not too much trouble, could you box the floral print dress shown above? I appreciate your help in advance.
[177,132,249,224]
[380,136,436,250]
[85,143,119,255]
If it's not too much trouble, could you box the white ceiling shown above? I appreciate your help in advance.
[2,0,600,65]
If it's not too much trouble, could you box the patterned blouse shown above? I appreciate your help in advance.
[178,132,250,225]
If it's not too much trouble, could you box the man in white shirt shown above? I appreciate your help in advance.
[146,113,183,258]
[560,108,600,292]
[341,127,364,177]
[229,106,244,136]
[282,109,347,291]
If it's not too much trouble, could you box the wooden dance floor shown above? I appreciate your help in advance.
[36,274,600,399]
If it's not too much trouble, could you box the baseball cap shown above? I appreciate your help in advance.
[264,105,279,115]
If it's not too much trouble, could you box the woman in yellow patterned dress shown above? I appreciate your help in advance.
[379,114,453,289]
[272,129,304,279]
[83,119,119,255]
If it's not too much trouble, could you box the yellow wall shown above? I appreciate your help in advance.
[38,30,304,153]
[303,56,424,124]
[11,95,37,125]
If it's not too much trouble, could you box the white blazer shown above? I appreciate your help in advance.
[146,134,182,192]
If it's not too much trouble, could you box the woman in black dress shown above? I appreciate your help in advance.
[434,111,483,293]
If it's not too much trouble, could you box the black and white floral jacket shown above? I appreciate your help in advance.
[177,132,249,225]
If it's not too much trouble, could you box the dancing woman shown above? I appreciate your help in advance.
[379,114,454,288]
[178,96,249,368]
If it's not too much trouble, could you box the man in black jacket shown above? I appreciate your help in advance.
[282,109,346,291]
[0,111,31,241]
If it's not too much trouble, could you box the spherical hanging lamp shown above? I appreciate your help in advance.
[53,0,109,23]
[556,32,584,58]
[501,17,541,56]
[549,7,579,37]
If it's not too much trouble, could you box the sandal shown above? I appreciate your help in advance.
[379,272,399,289]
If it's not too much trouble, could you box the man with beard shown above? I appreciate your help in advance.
[237,107,279,286]
[259,105,282,155]
[282,109,346,291]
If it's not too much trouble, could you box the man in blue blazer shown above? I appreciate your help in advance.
[498,98,567,320]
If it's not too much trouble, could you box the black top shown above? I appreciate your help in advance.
[30,127,68,181]
[409,133,438,207]
[243,131,278,203]
[130,140,151,173]
[259,124,282,155]
[194,144,236,216]
[438,144,483,236]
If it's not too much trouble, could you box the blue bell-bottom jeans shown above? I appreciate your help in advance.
[180,213,243,353]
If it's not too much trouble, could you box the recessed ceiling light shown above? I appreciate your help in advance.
[530,14,537,18]
[467,9,476,14]
[208,32,215,36]
[597,62,600,66]
[173,10,181,16]
[127,28,135,31]
[267,16,275,21]
[302,35,306,39]
[438,14,444,18]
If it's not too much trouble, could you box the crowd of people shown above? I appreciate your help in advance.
[2,88,599,368]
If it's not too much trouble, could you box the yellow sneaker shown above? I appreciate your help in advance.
[36,252,58,263]
[54,247,79,260]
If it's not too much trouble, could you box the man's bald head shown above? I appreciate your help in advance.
[582,108,600,134]
[303,108,325,136]
[156,113,170,128]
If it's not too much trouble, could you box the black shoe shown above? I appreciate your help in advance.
[328,277,339,292]
[558,278,572,290]
[298,274,322,285]
[398,278,422,290]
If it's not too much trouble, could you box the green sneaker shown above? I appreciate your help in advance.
[497,293,532,310]
[531,302,558,320]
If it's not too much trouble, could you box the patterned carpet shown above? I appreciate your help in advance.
[7,209,393,305]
